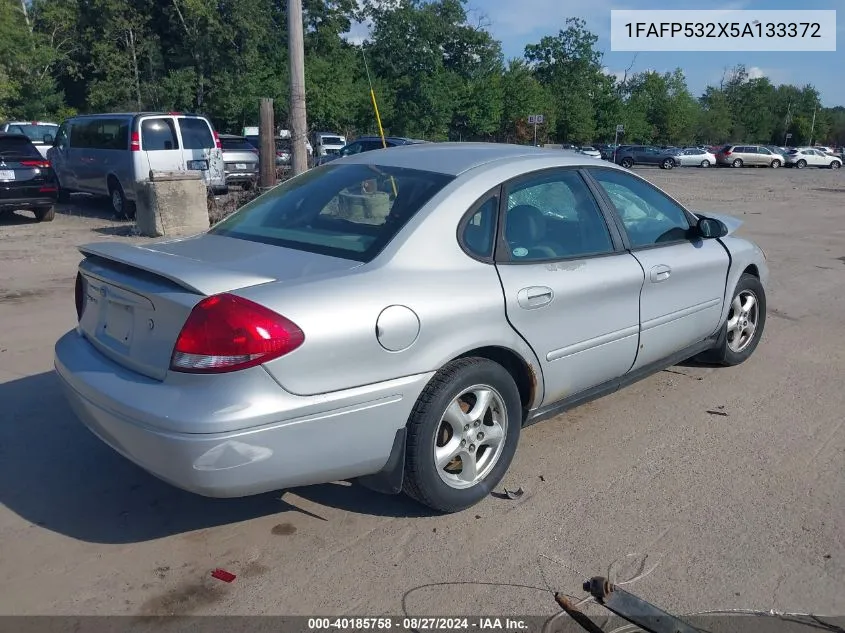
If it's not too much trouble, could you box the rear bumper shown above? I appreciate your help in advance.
[54,329,432,497]
[224,172,258,184]
[0,196,56,210]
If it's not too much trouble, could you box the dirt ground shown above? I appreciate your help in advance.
[0,166,843,623]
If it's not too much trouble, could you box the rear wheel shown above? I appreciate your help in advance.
[771,159,781,168]
[696,273,766,366]
[108,178,135,220]
[796,159,807,169]
[830,160,841,170]
[620,157,634,169]
[34,206,55,222]
[700,159,711,168]
[403,358,521,513]
[731,158,743,168]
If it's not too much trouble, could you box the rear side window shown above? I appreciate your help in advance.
[178,118,214,149]
[141,118,179,151]
[461,195,498,259]
[0,136,39,156]
[210,164,454,262]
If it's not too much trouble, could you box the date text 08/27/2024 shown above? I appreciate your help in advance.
[307,618,529,631]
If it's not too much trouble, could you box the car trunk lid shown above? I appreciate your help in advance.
[76,235,361,380]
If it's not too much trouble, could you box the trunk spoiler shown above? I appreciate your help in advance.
[78,241,276,296]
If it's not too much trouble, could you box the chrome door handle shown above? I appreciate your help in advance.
[517,286,554,309]
[650,265,671,283]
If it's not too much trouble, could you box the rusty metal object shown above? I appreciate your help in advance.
[553,593,605,633]
[582,576,702,633]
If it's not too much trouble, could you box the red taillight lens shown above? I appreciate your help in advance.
[723,150,731,156]
[213,130,222,149]
[20,159,51,168]
[130,131,140,151]
[170,293,304,373]
[75,272,85,321]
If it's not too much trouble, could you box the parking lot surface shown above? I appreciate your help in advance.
[0,168,843,620]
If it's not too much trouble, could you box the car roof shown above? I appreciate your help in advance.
[337,141,601,176]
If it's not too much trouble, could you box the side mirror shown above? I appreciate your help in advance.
[43,133,54,144]
[696,216,728,239]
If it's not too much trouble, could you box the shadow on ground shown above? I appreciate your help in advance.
[0,371,430,545]
[0,210,39,225]
[57,194,126,221]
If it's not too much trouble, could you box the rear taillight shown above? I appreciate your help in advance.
[75,272,85,321]
[170,293,304,373]
[213,130,222,150]
[130,131,140,151]
[20,159,51,168]
[39,186,58,193]
[723,150,732,156]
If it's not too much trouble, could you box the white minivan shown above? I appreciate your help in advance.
[48,112,225,218]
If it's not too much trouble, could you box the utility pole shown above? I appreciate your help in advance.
[259,98,276,189]
[288,0,308,175]
[809,106,817,146]
[783,101,792,146]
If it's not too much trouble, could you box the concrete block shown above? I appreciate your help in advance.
[135,171,210,237]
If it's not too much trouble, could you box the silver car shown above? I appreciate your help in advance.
[676,147,717,168]
[54,143,769,513]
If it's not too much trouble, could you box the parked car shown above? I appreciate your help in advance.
[0,132,58,221]
[315,135,426,165]
[48,112,226,218]
[675,147,717,168]
[55,142,768,513]
[578,146,601,159]
[784,147,842,169]
[219,134,259,189]
[1,121,59,158]
[614,145,679,170]
[313,131,346,158]
[715,145,783,168]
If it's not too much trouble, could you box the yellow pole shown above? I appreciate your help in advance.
[363,50,397,196]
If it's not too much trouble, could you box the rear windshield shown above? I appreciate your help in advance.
[320,136,344,145]
[210,164,454,262]
[178,117,214,149]
[0,136,39,157]
[4,124,57,143]
[221,137,255,151]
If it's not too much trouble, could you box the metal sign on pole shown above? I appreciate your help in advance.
[613,124,624,162]
[528,114,543,146]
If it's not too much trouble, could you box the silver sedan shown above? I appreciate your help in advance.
[676,147,717,167]
[55,143,769,512]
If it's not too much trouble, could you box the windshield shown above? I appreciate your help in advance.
[210,163,454,262]
[4,123,58,142]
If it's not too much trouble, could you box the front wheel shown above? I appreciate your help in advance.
[796,159,807,169]
[696,273,766,366]
[830,160,841,170]
[403,358,522,513]
[732,158,743,168]
[620,157,634,169]
[771,159,781,168]
[661,158,675,170]
[700,159,711,168]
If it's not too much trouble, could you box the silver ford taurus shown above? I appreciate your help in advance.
[54,143,768,513]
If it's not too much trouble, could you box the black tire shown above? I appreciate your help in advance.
[700,159,711,168]
[771,159,781,168]
[403,357,522,513]
[696,273,766,366]
[242,180,253,191]
[34,206,55,222]
[830,160,841,170]
[108,178,135,220]
[661,158,674,170]
[731,158,743,168]
[620,157,634,169]
[796,159,807,169]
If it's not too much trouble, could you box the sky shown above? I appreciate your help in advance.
[347,0,843,107]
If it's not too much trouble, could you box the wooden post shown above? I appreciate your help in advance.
[288,0,308,175]
[259,98,276,189]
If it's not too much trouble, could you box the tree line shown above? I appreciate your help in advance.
[3,0,845,147]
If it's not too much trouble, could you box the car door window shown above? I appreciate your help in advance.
[460,194,498,259]
[757,147,772,155]
[502,170,614,262]
[141,118,179,151]
[178,118,214,149]
[340,142,362,156]
[589,169,692,248]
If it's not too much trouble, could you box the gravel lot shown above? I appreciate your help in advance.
[0,167,843,623]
